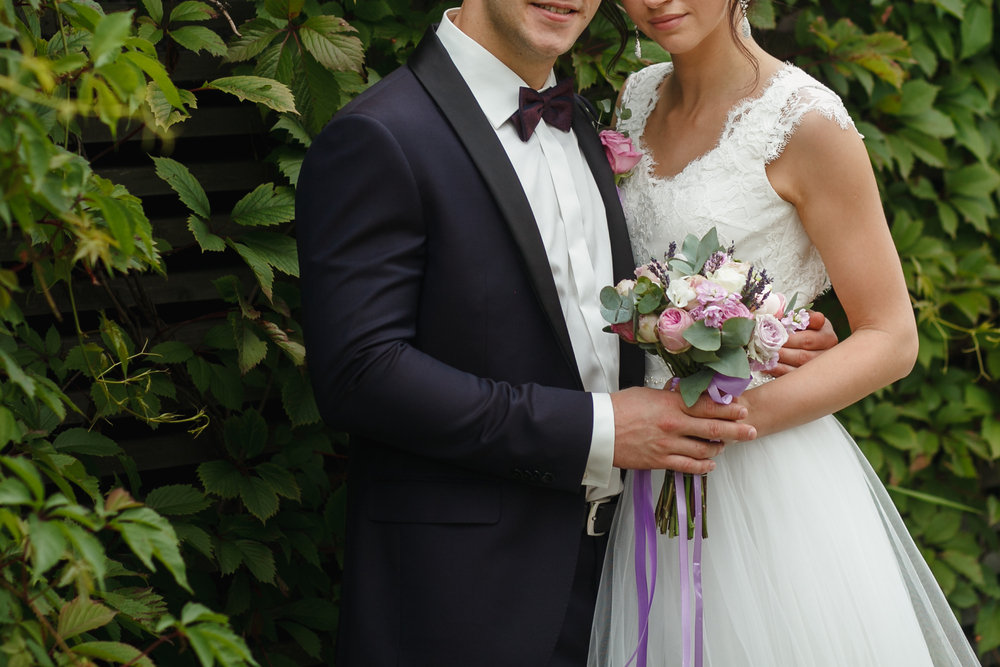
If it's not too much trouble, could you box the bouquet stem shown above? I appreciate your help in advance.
[655,472,708,538]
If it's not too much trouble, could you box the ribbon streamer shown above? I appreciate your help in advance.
[626,470,658,667]
[630,373,751,667]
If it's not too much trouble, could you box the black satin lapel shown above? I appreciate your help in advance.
[572,105,635,282]
[573,104,646,389]
[408,29,583,389]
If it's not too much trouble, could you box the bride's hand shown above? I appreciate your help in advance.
[767,312,838,377]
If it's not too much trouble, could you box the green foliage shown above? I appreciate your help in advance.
[5,0,1000,662]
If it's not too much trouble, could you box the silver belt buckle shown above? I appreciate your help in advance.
[587,498,610,536]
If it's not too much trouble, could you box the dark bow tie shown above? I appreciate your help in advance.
[509,77,575,142]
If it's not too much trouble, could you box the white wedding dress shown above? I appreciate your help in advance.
[588,62,980,667]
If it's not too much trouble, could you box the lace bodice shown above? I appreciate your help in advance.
[617,62,861,387]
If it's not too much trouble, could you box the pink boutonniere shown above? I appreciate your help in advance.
[599,129,642,185]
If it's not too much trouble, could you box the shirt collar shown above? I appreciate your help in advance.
[436,8,558,131]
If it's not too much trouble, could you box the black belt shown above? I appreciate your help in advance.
[586,495,619,536]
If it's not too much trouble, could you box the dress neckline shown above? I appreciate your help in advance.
[635,62,795,184]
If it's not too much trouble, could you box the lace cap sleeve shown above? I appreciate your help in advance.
[763,74,863,165]
[618,62,672,137]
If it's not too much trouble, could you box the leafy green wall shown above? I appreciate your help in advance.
[1,0,1000,665]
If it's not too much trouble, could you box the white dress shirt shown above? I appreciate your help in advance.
[437,10,621,498]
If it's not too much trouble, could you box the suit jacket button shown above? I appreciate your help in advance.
[532,470,542,482]
[542,473,554,484]
[510,469,522,481]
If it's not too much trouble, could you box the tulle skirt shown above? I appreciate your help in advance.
[588,415,980,667]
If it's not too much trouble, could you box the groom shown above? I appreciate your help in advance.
[296,1,835,665]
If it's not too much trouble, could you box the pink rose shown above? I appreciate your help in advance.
[720,296,752,322]
[637,314,659,343]
[747,314,789,372]
[600,130,643,175]
[610,321,636,343]
[657,307,694,354]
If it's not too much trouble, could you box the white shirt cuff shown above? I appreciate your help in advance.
[583,393,616,489]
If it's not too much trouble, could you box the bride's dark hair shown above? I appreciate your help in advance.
[729,0,761,87]
[600,0,630,68]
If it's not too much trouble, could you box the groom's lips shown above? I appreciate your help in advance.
[530,2,579,22]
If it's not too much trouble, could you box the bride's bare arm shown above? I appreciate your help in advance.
[741,111,918,437]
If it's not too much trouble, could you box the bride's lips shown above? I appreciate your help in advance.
[648,13,686,31]
[529,2,579,23]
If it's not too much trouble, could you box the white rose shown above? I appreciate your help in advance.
[637,314,659,343]
[757,291,786,317]
[665,276,697,309]
[708,261,750,293]
[615,279,636,297]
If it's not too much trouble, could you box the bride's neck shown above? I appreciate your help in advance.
[666,33,769,113]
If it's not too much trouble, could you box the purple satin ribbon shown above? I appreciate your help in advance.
[707,374,752,405]
[626,469,658,667]
[630,373,750,667]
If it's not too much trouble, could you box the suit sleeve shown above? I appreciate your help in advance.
[296,113,594,493]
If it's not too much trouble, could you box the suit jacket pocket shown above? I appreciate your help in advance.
[367,479,501,524]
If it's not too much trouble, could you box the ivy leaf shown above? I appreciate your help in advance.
[206,76,297,114]
[72,642,154,667]
[264,0,304,20]
[235,539,275,583]
[280,598,337,631]
[231,312,268,375]
[229,240,275,300]
[197,460,242,499]
[90,11,134,68]
[53,428,123,456]
[145,81,196,131]
[960,1,991,60]
[28,515,67,580]
[169,25,227,57]
[113,507,191,592]
[279,622,321,659]
[225,18,281,63]
[946,164,1000,199]
[152,157,211,219]
[141,0,163,24]
[209,362,245,410]
[255,462,300,502]
[169,0,213,23]
[231,183,295,227]
[240,231,299,277]
[144,484,212,515]
[224,409,268,460]
[281,369,321,427]
[272,114,312,148]
[298,16,364,73]
[214,538,243,575]
[149,341,193,364]
[239,476,280,522]
[258,320,305,366]
[173,523,215,560]
[58,598,118,639]
[122,51,182,108]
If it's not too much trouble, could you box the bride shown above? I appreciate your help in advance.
[589,1,980,666]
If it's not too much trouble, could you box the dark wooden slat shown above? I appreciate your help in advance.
[81,107,266,144]
[96,432,223,474]
[17,266,255,317]
[93,161,269,197]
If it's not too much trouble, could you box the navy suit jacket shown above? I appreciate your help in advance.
[296,27,644,667]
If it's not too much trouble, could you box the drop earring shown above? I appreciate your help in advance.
[634,27,642,59]
[740,0,751,39]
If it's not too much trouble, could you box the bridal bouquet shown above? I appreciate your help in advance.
[599,227,810,536]
[601,228,810,667]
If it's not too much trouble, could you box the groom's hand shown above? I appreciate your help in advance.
[610,388,757,473]
[769,311,838,377]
